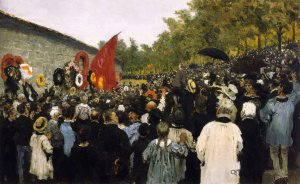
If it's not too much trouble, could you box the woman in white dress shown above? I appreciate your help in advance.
[196,99,243,184]
[29,117,54,181]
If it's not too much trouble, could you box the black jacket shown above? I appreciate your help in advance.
[16,115,33,146]
[97,123,131,181]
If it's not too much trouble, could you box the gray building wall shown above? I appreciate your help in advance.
[0,11,97,92]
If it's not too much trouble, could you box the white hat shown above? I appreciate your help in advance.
[50,106,59,118]
[256,79,264,85]
[203,72,210,78]
[124,86,129,92]
[117,105,125,112]
[240,102,256,120]
[228,84,238,94]
[218,86,236,101]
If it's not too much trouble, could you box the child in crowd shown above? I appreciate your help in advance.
[143,122,188,184]
[131,123,150,184]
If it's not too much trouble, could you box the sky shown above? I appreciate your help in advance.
[0,0,189,48]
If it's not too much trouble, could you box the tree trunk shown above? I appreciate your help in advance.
[264,34,267,48]
[277,25,283,51]
[292,21,296,43]
[258,33,262,51]
[237,39,240,55]
[245,38,248,53]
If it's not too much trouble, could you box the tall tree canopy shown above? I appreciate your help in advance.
[98,0,300,74]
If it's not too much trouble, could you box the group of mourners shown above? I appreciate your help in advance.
[0,61,299,184]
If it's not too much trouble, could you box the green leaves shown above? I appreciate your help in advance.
[97,0,300,74]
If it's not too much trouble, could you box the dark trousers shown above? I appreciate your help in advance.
[172,87,186,105]
[52,147,64,181]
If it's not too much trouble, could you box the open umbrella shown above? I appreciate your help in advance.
[198,48,229,62]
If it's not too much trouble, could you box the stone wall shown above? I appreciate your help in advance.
[0,12,98,93]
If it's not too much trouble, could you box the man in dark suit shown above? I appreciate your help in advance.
[16,102,33,183]
[97,110,131,183]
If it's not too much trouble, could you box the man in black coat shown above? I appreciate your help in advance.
[97,110,131,183]
[172,63,187,105]
[16,102,33,183]
[1,107,18,182]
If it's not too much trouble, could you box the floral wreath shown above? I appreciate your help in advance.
[36,74,46,87]
[1,54,24,81]
[74,51,89,88]
[5,66,21,82]
[65,60,79,74]
[15,56,24,65]
[75,73,83,87]
[53,68,65,86]
[87,70,96,84]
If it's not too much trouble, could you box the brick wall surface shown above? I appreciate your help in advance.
[0,23,96,94]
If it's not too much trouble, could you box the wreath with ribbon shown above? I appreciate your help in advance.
[65,60,79,74]
[1,54,24,81]
[15,56,25,65]
[36,74,46,87]
[5,66,21,82]
[74,51,89,88]
[53,68,65,86]
[87,70,96,84]
[75,73,83,87]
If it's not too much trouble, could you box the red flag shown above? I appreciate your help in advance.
[91,35,118,91]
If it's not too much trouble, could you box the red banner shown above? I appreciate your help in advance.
[91,35,118,91]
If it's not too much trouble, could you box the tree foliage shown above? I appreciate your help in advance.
[98,0,300,74]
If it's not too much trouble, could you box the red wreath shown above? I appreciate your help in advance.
[1,54,25,81]
[15,56,25,65]
[74,51,89,89]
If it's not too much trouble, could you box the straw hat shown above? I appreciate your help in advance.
[33,117,48,133]
[187,79,196,93]
[69,87,77,96]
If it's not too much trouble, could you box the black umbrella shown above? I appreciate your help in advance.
[198,48,229,62]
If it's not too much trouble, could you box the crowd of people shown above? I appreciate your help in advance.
[0,44,299,184]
